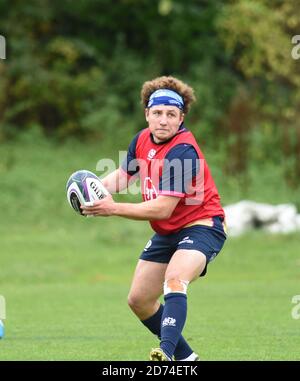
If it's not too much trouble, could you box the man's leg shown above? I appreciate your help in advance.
[128,259,195,360]
[151,250,206,361]
[128,259,166,320]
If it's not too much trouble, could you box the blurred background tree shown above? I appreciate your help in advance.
[0,0,299,202]
[1,1,300,362]
[217,0,300,188]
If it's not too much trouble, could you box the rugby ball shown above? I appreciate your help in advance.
[66,170,109,216]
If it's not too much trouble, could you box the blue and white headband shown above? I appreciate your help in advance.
[147,89,184,110]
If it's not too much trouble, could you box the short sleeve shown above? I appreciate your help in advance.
[121,131,142,176]
[159,144,200,197]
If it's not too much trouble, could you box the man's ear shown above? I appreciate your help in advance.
[145,108,149,122]
[180,112,185,124]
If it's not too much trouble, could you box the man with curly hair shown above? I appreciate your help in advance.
[81,76,227,361]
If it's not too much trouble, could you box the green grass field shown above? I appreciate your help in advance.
[0,135,299,360]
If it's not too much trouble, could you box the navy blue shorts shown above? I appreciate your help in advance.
[140,216,227,277]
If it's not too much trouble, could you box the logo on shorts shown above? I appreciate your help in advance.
[209,252,217,262]
[178,236,194,245]
[144,239,152,251]
[162,317,176,327]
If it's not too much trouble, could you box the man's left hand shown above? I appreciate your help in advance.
[80,194,116,217]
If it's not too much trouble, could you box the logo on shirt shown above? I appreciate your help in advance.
[147,149,156,160]
[144,177,158,201]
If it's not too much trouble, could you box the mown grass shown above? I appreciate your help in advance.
[0,135,299,360]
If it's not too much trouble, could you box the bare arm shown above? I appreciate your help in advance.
[112,195,180,220]
[81,195,181,221]
[101,167,133,194]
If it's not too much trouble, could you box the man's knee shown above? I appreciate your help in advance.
[128,292,140,310]
[163,278,189,296]
[127,292,150,312]
[128,292,159,321]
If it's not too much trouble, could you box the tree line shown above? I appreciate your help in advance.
[0,0,299,187]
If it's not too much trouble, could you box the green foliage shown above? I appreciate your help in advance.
[217,0,300,187]
[0,0,231,140]
[0,0,300,189]
[1,1,299,360]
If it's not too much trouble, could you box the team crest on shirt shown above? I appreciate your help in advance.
[144,177,158,201]
[147,149,156,160]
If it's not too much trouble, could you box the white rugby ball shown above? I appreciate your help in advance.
[66,170,109,216]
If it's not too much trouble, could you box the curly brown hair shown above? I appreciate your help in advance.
[141,76,196,114]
